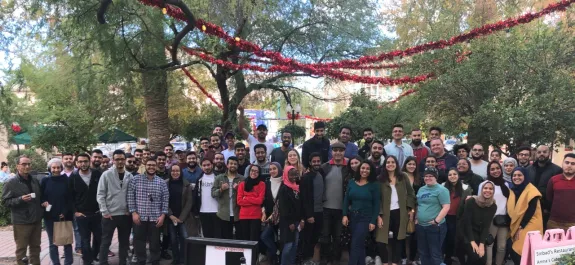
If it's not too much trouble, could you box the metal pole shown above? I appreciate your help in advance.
[291,110,295,126]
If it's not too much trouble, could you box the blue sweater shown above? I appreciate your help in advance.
[41,175,74,221]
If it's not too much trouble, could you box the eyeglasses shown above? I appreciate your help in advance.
[518,153,530,157]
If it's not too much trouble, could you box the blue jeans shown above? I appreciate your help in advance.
[281,222,299,265]
[169,222,188,264]
[73,218,81,251]
[45,219,73,265]
[261,225,278,262]
[348,212,370,265]
[417,222,447,265]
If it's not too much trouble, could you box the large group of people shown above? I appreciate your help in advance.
[2,118,575,265]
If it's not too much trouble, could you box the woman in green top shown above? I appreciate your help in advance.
[375,155,415,265]
[342,161,380,265]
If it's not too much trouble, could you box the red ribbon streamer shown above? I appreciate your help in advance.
[181,68,224,109]
[139,0,575,70]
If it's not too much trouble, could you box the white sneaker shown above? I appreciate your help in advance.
[402,258,407,265]
[366,256,375,265]
[375,256,383,265]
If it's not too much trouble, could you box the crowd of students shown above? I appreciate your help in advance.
[2,121,575,265]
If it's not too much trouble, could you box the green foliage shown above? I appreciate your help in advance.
[557,251,575,265]
[7,150,47,173]
[280,124,306,142]
[388,0,575,149]
[327,91,424,142]
[0,183,11,226]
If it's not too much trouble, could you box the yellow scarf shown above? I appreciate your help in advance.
[507,183,543,254]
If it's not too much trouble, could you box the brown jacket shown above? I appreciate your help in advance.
[375,174,416,243]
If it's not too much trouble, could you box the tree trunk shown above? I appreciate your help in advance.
[143,71,170,152]
[139,13,170,152]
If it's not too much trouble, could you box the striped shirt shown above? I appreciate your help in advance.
[127,174,169,221]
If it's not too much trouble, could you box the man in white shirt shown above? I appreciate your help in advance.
[221,132,237,163]
[238,106,274,163]
[194,158,220,238]
[470,143,489,179]
[384,124,414,167]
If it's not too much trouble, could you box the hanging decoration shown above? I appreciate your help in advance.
[11,122,21,133]
[139,0,575,71]
[181,68,224,109]
[181,47,434,85]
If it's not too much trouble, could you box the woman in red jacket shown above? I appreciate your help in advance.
[237,164,266,241]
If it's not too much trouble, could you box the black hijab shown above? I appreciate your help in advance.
[245,164,262,192]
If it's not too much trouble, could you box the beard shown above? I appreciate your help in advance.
[537,156,549,163]
[216,163,224,168]
[471,154,483,160]
[372,152,382,160]
[282,141,291,147]
[92,161,101,167]
[188,162,197,169]
[146,169,156,175]
[411,139,421,146]
[126,166,135,171]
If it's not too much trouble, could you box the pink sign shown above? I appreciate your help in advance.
[521,227,575,265]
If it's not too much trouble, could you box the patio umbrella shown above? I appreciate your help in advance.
[98,128,137,143]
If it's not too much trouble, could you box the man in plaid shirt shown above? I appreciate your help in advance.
[128,157,169,265]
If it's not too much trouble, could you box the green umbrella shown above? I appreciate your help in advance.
[98,128,137,143]
[12,132,31,145]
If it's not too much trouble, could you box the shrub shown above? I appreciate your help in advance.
[558,251,575,265]
[6,150,48,173]
[0,183,11,226]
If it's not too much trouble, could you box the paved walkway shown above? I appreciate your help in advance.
[0,230,174,265]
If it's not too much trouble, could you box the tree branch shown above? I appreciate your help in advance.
[121,17,145,68]
[97,0,113,24]
[277,21,328,53]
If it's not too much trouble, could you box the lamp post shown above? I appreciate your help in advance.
[286,104,301,126]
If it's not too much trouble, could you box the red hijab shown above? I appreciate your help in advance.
[282,166,300,192]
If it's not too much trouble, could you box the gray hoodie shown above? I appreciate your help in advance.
[97,166,133,216]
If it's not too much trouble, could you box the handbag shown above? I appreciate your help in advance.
[493,214,511,227]
[53,220,74,246]
[407,219,416,234]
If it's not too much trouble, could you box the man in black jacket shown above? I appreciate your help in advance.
[528,145,562,229]
[70,153,103,265]
[1,155,43,265]
[300,152,325,264]
[302,122,330,168]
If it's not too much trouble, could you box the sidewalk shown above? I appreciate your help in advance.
[0,230,173,265]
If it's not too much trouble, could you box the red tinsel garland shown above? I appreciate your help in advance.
[181,68,224,109]
[182,47,434,85]
[139,0,575,71]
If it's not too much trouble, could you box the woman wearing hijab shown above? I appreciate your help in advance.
[342,160,380,265]
[442,168,472,265]
[502,158,518,185]
[261,162,283,265]
[480,161,510,265]
[456,158,484,195]
[457,181,498,265]
[237,164,266,241]
[279,166,305,265]
[166,164,194,265]
[507,167,543,264]
[41,158,74,265]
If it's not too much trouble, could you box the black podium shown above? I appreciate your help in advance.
[185,237,258,265]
